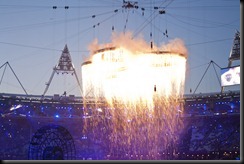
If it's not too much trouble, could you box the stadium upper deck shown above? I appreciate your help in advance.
[0,89,240,118]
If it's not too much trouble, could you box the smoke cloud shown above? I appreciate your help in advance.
[159,38,188,57]
[87,31,188,59]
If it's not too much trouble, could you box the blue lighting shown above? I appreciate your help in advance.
[55,114,60,118]
[236,157,240,160]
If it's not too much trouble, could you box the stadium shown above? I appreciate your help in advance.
[0,31,240,160]
[0,0,240,161]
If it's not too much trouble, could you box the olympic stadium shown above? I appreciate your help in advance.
[0,31,240,161]
[0,0,241,161]
[0,90,240,160]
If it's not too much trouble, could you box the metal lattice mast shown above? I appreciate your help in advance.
[228,30,240,67]
[221,30,240,93]
[42,44,82,97]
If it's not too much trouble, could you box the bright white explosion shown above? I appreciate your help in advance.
[81,32,188,159]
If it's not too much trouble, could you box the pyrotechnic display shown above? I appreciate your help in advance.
[81,32,188,159]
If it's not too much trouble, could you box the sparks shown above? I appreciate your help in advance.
[81,33,188,159]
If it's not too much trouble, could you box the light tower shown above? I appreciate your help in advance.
[42,44,82,97]
[221,30,240,93]
[228,30,240,67]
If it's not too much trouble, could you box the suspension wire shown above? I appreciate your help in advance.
[64,5,69,44]
[134,10,166,38]
[132,0,174,39]
[185,62,209,72]
[0,41,62,52]
[0,63,7,85]
[186,38,233,46]
[7,62,28,95]
[77,0,81,58]
[123,10,130,34]
[166,12,238,29]
[0,62,7,70]
[0,62,28,95]
[0,9,120,55]
[132,12,159,39]
[212,62,222,87]
[93,10,119,28]
[211,60,222,69]
[150,0,153,50]
[111,0,115,32]
[192,60,223,94]
[0,6,120,34]
[193,61,212,95]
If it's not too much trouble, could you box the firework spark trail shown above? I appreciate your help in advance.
[81,32,187,159]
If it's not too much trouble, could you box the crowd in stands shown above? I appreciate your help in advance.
[0,92,240,160]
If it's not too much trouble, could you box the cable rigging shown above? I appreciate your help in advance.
[0,62,28,95]
[193,60,222,95]
[131,0,172,42]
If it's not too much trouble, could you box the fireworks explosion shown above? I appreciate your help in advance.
[81,32,187,159]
